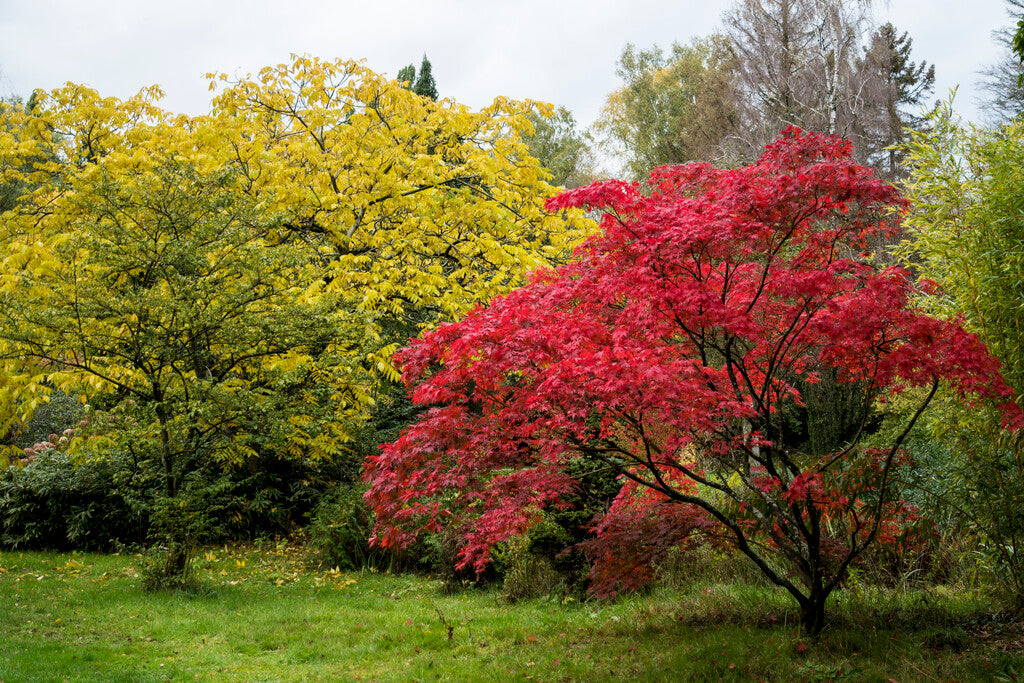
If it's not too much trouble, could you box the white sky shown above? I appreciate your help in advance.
[0,0,1015,132]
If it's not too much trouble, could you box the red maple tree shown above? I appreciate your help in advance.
[364,129,1022,635]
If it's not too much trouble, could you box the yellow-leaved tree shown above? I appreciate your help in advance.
[0,57,593,572]
[208,56,590,328]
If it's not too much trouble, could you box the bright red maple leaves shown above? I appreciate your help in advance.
[363,128,1021,634]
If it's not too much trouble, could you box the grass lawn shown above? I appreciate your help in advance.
[1,542,1022,681]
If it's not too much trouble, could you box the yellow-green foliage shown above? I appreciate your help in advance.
[208,56,593,321]
[0,56,595,477]
[900,99,1024,602]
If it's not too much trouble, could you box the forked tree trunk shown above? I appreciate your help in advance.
[799,591,828,637]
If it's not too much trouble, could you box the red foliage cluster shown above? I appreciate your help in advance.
[364,128,1021,631]
[580,475,721,597]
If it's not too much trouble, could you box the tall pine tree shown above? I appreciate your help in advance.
[856,23,936,179]
[413,55,438,100]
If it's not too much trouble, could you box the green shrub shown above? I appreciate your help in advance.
[165,453,353,544]
[493,534,564,602]
[306,480,444,574]
[307,481,386,570]
[1,375,421,557]
[0,424,365,552]
[426,530,487,593]
[0,448,149,550]
[495,454,622,595]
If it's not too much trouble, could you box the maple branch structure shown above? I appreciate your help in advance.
[364,128,1023,636]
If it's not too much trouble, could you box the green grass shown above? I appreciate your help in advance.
[1,543,1022,681]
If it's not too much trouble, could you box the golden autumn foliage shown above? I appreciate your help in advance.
[0,55,594,479]
[208,56,590,319]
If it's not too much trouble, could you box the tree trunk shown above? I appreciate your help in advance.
[155,403,176,499]
[799,583,829,637]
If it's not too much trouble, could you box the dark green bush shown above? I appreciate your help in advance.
[513,454,622,593]
[307,481,384,570]
[0,438,362,552]
[180,452,357,543]
[0,448,149,550]
[0,375,425,557]
[306,480,442,574]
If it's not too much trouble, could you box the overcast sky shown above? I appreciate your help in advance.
[0,0,1015,131]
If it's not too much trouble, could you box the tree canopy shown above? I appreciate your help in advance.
[413,55,439,100]
[596,36,740,179]
[598,1,935,180]
[0,57,593,502]
[207,56,588,323]
[980,0,1024,121]
[523,104,596,188]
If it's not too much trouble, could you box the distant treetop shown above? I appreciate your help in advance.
[396,54,439,101]
[413,55,438,100]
